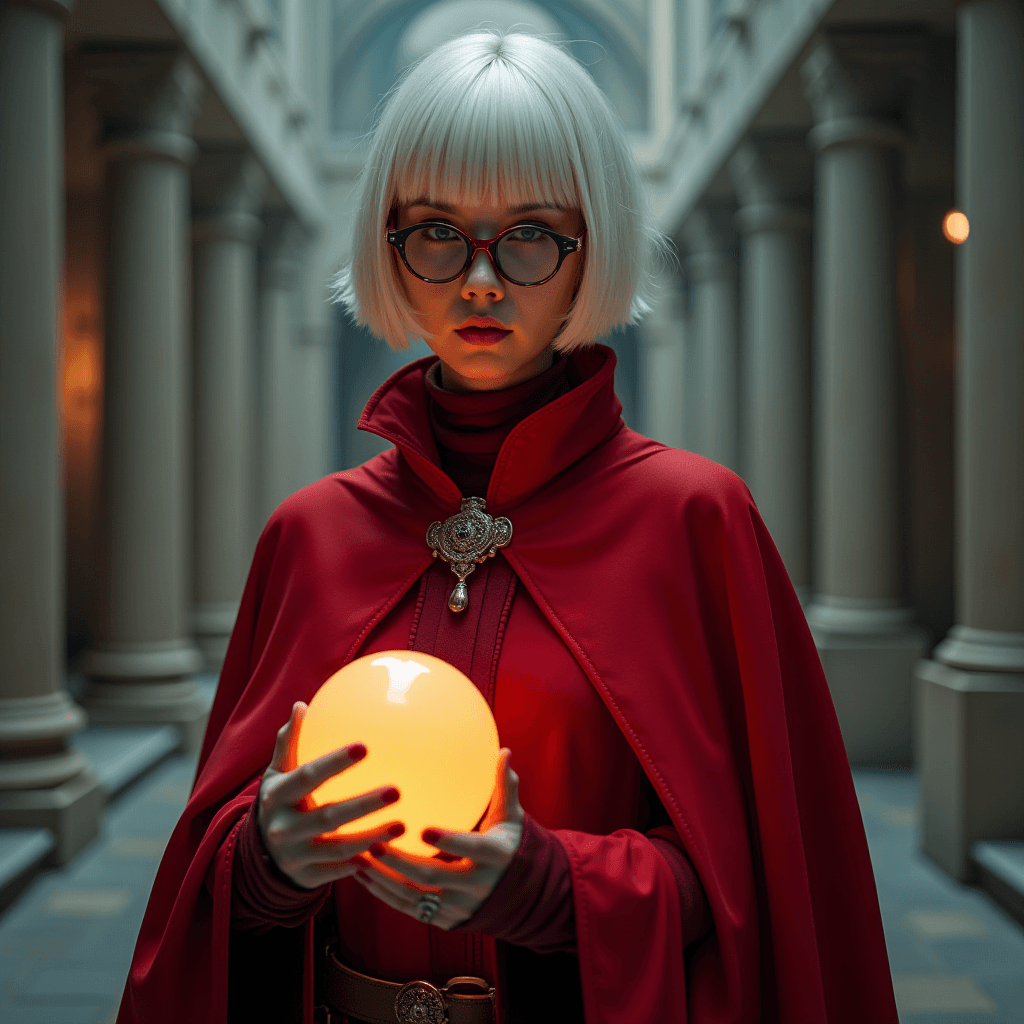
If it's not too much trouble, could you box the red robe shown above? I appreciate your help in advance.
[117,344,898,1024]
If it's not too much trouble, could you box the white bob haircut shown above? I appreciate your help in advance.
[332,30,670,352]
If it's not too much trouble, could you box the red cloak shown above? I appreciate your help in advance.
[117,344,898,1024]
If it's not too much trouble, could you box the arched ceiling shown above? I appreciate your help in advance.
[327,0,650,140]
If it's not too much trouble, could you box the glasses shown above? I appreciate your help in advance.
[386,220,586,287]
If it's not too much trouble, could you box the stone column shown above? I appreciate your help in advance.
[801,36,927,765]
[256,216,306,533]
[0,0,103,863]
[730,142,813,600]
[682,208,740,472]
[78,56,208,751]
[191,154,265,671]
[638,265,687,449]
[917,0,1024,880]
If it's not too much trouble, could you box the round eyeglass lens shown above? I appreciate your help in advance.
[404,225,561,284]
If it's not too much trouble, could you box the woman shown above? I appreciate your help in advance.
[117,31,898,1024]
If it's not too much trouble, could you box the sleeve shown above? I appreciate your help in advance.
[227,802,331,933]
[461,813,711,954]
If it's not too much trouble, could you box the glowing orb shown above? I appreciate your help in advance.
[296,651,500,858]
[943,210,969,244]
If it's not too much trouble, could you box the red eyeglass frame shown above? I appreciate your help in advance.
[384,217,586,286]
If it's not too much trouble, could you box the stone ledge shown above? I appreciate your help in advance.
[0,828,54,912]
[73,725,181,799]
[972,841,1024,929]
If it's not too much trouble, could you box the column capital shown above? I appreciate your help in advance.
[6,0,75,20]
[193,151,267,243]
[681,205,737,280]
[730,141,813,234]
[83,51,203,159]
[801,33,923,149]
[260,213,308,288]
[735,203,812,236]
[730,140,780,207]
[638,266,687,349]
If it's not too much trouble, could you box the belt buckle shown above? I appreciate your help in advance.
[395,980,447,1023]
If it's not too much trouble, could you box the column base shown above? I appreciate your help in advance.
[915,659,1024,881]
[0,768,104,865]
[190,601,238,673]
[79,679,210,754]
[807,603,928,764]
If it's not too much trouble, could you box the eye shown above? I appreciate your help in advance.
[423,224,460,242]
[507,225,546,242]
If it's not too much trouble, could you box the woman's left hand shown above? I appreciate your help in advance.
[353,748,524,929]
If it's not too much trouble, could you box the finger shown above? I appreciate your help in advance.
[479,749,513,832]
[272,742,370,807]
[421,828,509,869]
[291,784,399,840]
[368,842,471,887]
[356,868,474,931]
[269,703,302,773]
[284,701,306,773]
[305,821,406,863]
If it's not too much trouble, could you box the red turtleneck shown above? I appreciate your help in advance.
[228,354,711,997]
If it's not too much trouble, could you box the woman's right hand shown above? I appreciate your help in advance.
[256,701,404,890]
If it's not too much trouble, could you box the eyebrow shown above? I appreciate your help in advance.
[406,198,568,215]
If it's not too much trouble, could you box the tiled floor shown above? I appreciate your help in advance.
[856,769,1024,1023]
[0,762,1021,1023]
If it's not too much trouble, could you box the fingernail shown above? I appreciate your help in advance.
[349,743,367,762]
[421,828,441,845]
[369,843,385,858]
[381,787,400,805]
[388,823,406,838]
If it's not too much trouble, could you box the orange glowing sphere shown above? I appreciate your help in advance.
[943,210,970,244]
[296,651,500,857]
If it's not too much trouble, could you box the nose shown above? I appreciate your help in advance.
[461,249,504,301]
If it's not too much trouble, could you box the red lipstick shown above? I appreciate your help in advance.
[455,318,511,345]
[456,327,511,344]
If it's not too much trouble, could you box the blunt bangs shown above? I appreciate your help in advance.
[333,30,667,352]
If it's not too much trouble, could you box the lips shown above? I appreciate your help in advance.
[455,327,511,344]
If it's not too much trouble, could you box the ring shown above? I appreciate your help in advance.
[416,892,442,924]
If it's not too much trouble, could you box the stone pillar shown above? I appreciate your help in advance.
[256,216,306,533]
[917,0,1024,880]
[682,208,740,472]
[78,56,208,751]
[731,142,813,600]
[801,36,928,765]
[638,265,687,449]
[191,154,264,671]
[0,0,103,863]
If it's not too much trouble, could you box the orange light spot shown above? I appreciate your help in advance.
[297,651,500,858]
[943,210,969,244]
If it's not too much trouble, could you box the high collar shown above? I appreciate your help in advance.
[358,344,624,513]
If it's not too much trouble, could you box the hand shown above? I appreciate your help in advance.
[353,748,524,929]
[256,701,405,890]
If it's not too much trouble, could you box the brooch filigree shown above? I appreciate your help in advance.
[426,497,513,613]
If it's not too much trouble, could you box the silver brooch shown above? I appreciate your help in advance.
[426,497,513,613]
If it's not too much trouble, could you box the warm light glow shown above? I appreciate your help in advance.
[296,651,500,858]
[943,210,970,244]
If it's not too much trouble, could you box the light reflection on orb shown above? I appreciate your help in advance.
[296,651,500,857]
[943,210,970,244]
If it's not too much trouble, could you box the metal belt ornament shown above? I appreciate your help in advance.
[395,980,446,1023]
[426,497,513,613]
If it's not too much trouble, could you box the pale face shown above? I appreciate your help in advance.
[393,197,585,391]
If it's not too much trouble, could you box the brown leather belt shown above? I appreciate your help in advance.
[324,947,495,1024]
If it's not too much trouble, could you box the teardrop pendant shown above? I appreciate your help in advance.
[448,581,469,613]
